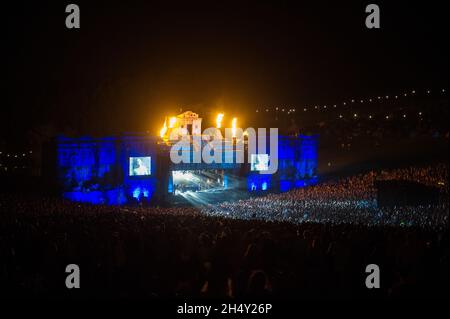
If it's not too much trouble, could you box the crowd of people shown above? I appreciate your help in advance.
[0,164,448,299]
[204,165,448,229]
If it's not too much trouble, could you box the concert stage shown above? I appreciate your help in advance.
[52,112,319,205]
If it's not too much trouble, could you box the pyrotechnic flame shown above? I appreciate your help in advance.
[160,120,167,138]
[231,118,237,138]
[216,113,224,129]
[169,117,177,128]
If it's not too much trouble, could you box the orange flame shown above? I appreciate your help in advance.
[231,118,237,138]
[216,113,224,129]
[169,116,177,128]
[160,120,167,138]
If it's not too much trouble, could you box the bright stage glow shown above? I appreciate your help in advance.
[231,117,237,137]
[172,170,226,195]
[133,187,150,199]
[169,116,177,128]
[129,157,151,176]
[216,113,224,128]
[251,154,269,171]
[160,121,167,138]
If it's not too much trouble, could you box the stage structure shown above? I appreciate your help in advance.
[54,111,318,205]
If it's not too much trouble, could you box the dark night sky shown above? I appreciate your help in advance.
[3,0,449,140]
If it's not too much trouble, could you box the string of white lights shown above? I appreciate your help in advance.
[255,88,447,114]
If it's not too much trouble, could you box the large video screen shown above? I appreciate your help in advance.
[251,154,269,171]
[129,157,151,176]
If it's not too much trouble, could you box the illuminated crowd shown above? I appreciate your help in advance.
[0,164,448,298]
[203,164,449,229]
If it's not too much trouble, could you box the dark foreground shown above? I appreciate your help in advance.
[0,195,448,300]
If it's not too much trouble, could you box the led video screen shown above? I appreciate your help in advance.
[129,157,151,176]
[251,154,269,171]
